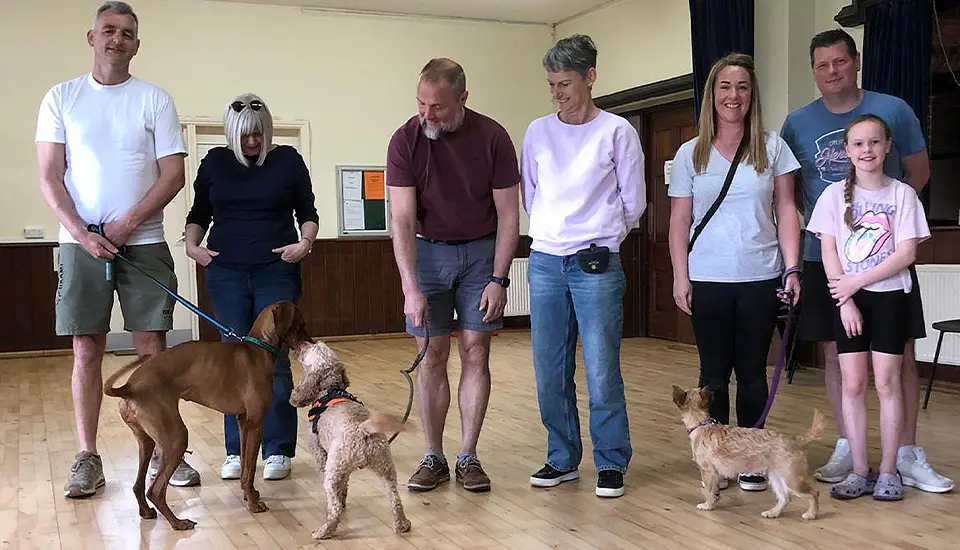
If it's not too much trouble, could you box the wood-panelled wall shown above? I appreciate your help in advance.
[2,227,957,354]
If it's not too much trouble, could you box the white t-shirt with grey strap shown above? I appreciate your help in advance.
[668,130,800,283]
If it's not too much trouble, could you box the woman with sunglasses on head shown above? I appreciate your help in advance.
[185,92,319,482]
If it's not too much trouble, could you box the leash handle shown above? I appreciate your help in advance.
[87,223,113,282]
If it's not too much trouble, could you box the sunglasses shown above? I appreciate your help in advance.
[231,100,263,112]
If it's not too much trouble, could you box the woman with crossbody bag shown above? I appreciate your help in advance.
[667,53,802,492]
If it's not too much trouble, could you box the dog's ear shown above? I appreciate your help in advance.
[698,386,713,407]
[290,366,321,408]
[672,385,687,408]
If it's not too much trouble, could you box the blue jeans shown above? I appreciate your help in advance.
[528,250,631,474]
[206,260,302,458]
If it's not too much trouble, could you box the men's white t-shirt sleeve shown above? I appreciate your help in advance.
[772,134,801,177]
[36,86,66,144]
[153,91,187,159]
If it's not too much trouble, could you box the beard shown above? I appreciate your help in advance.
[419,116,448,140]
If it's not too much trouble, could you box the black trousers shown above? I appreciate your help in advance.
[690,277,780,428]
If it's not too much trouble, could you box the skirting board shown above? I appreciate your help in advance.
[106,329,193,354]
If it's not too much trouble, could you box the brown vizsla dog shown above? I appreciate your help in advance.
[103,301,312,530]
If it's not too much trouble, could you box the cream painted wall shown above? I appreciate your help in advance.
[554,0,693,98]
[1,0,554,341]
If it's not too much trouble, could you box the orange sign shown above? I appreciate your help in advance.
[364,171,385,200]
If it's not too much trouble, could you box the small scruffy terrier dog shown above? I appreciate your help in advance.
[672,385,823,520]
[290,340,412,540]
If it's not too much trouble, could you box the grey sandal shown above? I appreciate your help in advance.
[873,472,904,501]
[830,470,875,500]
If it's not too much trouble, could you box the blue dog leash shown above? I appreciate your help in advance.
[86,223,279,355]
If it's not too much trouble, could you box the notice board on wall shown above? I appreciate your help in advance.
[335,165,391,236]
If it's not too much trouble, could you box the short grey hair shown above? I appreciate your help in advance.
[419,57,466,96]
[542,34,598,79]
[223,93,274,167]
[94,1,139,31]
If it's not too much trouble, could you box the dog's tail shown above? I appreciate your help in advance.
[796,408,825,447]
[103,358,145,398]
[360,411,408,436]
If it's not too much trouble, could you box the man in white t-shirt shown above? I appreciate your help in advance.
[35,1,197,498]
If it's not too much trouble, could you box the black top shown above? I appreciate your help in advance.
[186,145,319,267]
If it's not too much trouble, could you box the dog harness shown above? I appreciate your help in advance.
[687,418,719,435]
[307,388,363,434]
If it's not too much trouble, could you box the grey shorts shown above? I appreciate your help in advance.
[407,234,502,337]
[55,242,177,336]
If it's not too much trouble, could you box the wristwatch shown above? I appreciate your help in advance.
[490,275,510,288]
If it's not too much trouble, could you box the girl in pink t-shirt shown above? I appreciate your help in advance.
[806,113,931,502]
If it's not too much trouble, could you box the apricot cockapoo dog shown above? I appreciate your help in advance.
[290,340,412,540]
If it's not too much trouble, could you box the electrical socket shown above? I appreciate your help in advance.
[23,226,45,239]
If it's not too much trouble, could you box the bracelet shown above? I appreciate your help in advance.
[782,266,801,284]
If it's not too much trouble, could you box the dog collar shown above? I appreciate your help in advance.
[687,418,719,435]
[307,388,363,434]
[242,336,279,355]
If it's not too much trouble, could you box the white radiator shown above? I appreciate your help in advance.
[504,257,530,316]
[915,265,960,366]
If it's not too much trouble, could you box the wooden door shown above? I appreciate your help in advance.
[640,100,698,343]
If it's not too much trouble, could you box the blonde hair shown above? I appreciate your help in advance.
[842,113,893,230]
[692,53,768,175]
[223,92,274,167]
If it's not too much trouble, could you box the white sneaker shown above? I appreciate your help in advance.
[815,438,853,483]
[221,455,241,480]
[898,446,955,493]
[263,455,292,481]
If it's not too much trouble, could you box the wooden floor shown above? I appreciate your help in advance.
[2,331,959,550]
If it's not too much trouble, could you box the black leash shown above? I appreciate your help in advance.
[388,316,429,443]
[85,224,279,355]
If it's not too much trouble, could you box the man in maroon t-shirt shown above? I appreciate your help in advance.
[386,57,520,493]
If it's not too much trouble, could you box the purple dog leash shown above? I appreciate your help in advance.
[751,266,801,429]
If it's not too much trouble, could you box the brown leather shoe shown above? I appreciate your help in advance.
[456,456,491,492]
[407,455,450,492]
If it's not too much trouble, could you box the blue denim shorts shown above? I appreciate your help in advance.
[407,234,502,337]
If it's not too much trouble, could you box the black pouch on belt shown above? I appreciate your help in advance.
[576,243,610,274]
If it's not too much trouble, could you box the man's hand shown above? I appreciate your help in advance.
[102,218,136,248]
[272,239,311,263]
[186,244,219,266]
[79,230,118,260]
[479,282,507,323]
[404,288,428,328]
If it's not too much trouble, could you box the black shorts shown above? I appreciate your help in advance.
[796,260,926,342]
[834,289,909,355]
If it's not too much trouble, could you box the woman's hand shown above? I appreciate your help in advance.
[673,277,693,315]
[186,243,218,266]
[779,273,801,306]
[840,301,863,339]
[828,273,862,306]
[273,238,311,263]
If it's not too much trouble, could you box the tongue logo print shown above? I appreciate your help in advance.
[844,210,892,264]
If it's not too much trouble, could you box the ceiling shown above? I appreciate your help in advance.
[205,0,619,25]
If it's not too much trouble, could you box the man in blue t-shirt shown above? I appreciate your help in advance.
[781,29,953,493]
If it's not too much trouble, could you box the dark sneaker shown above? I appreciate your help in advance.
[596,470,624,498]
[407,455,450,492]
[456,456,491,492]
[530,464,579,488]
[738,472,767,491]
[147,450,201,487]
[64,451,105,498]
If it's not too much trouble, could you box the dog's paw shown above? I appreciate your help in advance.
[247,500,269,513]
[312,523,337,540]
[801,511,817,521]
[696,502,714,511]
[761,509,781,519]
[170,518,197,531]
[395,518,412,533]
